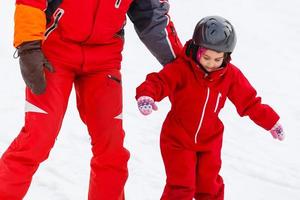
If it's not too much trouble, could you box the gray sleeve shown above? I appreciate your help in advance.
[127,0,181,65]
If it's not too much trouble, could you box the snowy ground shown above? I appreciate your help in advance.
[1,0,300,199]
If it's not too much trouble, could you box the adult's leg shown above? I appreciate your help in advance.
[0,65,74,200]
[75,69,129,200]
[160,140,197,200]
[194,147,224,200]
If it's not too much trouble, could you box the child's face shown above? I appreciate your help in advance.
[198,49,225,72]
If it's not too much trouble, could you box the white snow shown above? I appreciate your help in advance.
[0,0,300,199]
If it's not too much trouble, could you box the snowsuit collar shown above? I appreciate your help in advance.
[181,40,229,82]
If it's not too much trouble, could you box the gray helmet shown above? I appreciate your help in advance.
[192,16,237,53]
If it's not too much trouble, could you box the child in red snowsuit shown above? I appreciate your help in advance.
[135,16,285,200]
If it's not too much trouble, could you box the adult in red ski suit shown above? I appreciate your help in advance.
[0,0,182,199]
[136,16,284,200]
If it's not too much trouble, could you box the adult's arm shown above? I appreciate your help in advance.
[128,0,183,65]
[14,0,48,47]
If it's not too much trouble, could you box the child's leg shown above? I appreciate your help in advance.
[194,148,224,200]
[160,141,197,200]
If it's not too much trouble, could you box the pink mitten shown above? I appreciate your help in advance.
[137,96,158,115]
[269,122,285,141]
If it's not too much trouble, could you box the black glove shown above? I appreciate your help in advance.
[18,40,54,95]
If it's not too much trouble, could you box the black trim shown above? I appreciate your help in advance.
[46,0,63,24]
[44,9,63,37]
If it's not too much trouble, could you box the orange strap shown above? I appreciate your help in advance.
[14,4,46,47]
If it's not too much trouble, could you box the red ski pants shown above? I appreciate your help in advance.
[160,141,224,200]
[0,58,129,199]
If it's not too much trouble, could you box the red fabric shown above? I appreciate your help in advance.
[0,57,129,199]
[16,0,47,10]
[136,42,280,198]
[47,0,132,45]
[160,139,224,200]
[43,29,124,70]
[165,15,183,59]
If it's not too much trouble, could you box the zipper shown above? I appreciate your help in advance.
[44,8,64,39]
[108,74,121,83]
[115,0,122,8]
[194,87,210,144]
[214,92,222,113]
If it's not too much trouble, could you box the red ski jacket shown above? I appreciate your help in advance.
[14,0,182,65]
[136,42,280,146]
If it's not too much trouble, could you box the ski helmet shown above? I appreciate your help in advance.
[192,16,236,53]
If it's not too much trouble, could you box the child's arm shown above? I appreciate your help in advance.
[136,62,182,115]
[227,67,284,139]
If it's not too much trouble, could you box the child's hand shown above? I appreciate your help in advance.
[137,96,158,115]
[269,122,285,141]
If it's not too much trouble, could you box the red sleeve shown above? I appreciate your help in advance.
[227,67,280,130]
[136,61,183,102]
